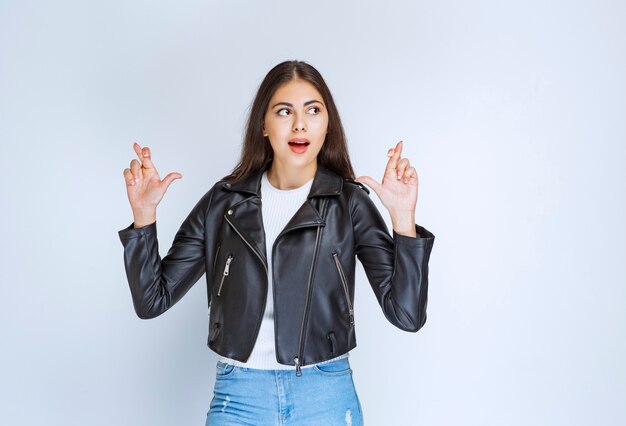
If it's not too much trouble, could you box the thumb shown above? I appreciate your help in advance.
[355,175,381,195]
[161,172,183,192]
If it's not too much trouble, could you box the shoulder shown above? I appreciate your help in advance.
[203,178,228,197]
[342,177,370,195]
[339,177,378,217]
[341,178,371,211]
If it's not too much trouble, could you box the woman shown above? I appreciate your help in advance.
[119,60,435,425]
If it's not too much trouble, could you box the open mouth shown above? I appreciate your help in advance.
[288,140,310,153]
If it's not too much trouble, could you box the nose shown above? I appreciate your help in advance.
[292,114,306,132]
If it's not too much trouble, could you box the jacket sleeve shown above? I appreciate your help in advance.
[117,188,215,319]
[349,185,435,332]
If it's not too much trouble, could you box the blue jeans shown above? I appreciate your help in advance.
[206,357,364,425]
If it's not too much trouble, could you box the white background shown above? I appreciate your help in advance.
[1,1,625,425]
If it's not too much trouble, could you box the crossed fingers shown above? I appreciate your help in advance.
[386,140,417,184]
[123,142,155,187]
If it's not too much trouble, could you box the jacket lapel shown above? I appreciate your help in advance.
[278,165,342,237]
[222,164,344,260]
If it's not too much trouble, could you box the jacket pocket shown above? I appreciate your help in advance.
[209,322,220,344]
[327,331,337,357]
[212,243,221,275]
[332,252,355,328]
[216,254,233,297]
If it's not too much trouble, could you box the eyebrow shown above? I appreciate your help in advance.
[271,99,324,109]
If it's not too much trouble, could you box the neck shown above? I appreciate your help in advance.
[267,160,317,190]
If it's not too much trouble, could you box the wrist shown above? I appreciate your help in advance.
[390,211,417,237]
[132,208,157,228]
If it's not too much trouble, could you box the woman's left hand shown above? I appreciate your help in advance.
[355,140,419,237]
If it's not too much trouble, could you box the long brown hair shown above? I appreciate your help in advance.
[221,60,355,183]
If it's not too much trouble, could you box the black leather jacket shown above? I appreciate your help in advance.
[118,164,435,376]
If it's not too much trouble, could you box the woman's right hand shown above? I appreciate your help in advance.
[123,142,183,227]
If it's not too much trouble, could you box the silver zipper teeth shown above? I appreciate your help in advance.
[333,252,354,328]
[294,199,328,377]
[274,223,319,244]
[217,255,233,296]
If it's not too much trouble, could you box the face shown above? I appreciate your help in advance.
[262,78,329,172]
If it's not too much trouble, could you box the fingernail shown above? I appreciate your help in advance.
[135,177,139,182]
[397,174,402,180]
[387,149,394,157]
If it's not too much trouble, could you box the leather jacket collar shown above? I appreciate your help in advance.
[222,163,350,198]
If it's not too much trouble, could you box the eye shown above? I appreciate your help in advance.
[308,106,321,114]
[277,108,290,116]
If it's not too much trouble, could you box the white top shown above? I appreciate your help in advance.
[218,170,350,369]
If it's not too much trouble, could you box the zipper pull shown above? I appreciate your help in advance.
[224,256,233,276]
[349,311,355,328]
[217,256,233,297]
[294,356,302,377]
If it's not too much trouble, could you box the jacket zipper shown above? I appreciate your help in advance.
[216,255,233,297]
[332,252,354,328]
[223,215,268,276]
[294,198,328,377]
[223,213,269,360]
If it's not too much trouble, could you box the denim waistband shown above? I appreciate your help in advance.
[217,353,350,373]
[217,352,350,371]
